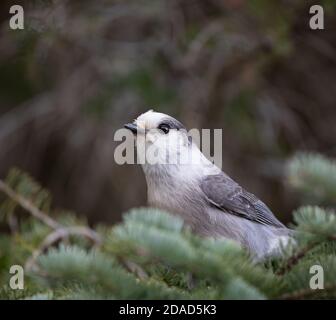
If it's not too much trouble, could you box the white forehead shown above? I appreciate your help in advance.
[135,110,168,129]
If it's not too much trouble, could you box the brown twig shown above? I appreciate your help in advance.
[276,242,319,276]
[0,179,61,230]
[279,283,336,300]
[0,178,102,271]
[121,259,148,281]
[25,226,102,271]
[276,235,336,276]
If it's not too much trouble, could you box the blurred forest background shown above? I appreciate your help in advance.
[0,0,335,225]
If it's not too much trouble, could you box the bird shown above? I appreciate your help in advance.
[124,110,291,260]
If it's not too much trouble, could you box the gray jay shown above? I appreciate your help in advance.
[124,110,291,260]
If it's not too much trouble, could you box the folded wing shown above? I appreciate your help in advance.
[200,174,285,228]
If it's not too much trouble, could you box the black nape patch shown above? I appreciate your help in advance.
[160,117,186,131]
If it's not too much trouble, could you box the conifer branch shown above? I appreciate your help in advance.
[0,179,61,230]
[1,159,336,299]
[121,259,148,280]
[25,226,102,271]
[279,283,336,300]
[276,234,336,276]
[276,242,319,276]
[0,178,102,272]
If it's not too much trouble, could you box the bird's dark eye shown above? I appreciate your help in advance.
[158,123,170,134]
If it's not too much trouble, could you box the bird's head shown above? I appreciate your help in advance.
[124,110,191,165]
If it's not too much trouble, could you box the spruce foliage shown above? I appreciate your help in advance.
[0,152,336,299]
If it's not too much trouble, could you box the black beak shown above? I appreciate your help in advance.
[124,123,138,134]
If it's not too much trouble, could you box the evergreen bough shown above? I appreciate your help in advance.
[0,152,335,299]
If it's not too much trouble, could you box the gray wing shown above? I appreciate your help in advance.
[200,173,285,228]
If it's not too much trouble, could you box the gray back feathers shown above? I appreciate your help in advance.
[200,173,285,228]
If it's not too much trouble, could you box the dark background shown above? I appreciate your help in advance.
[0,0,335,225]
